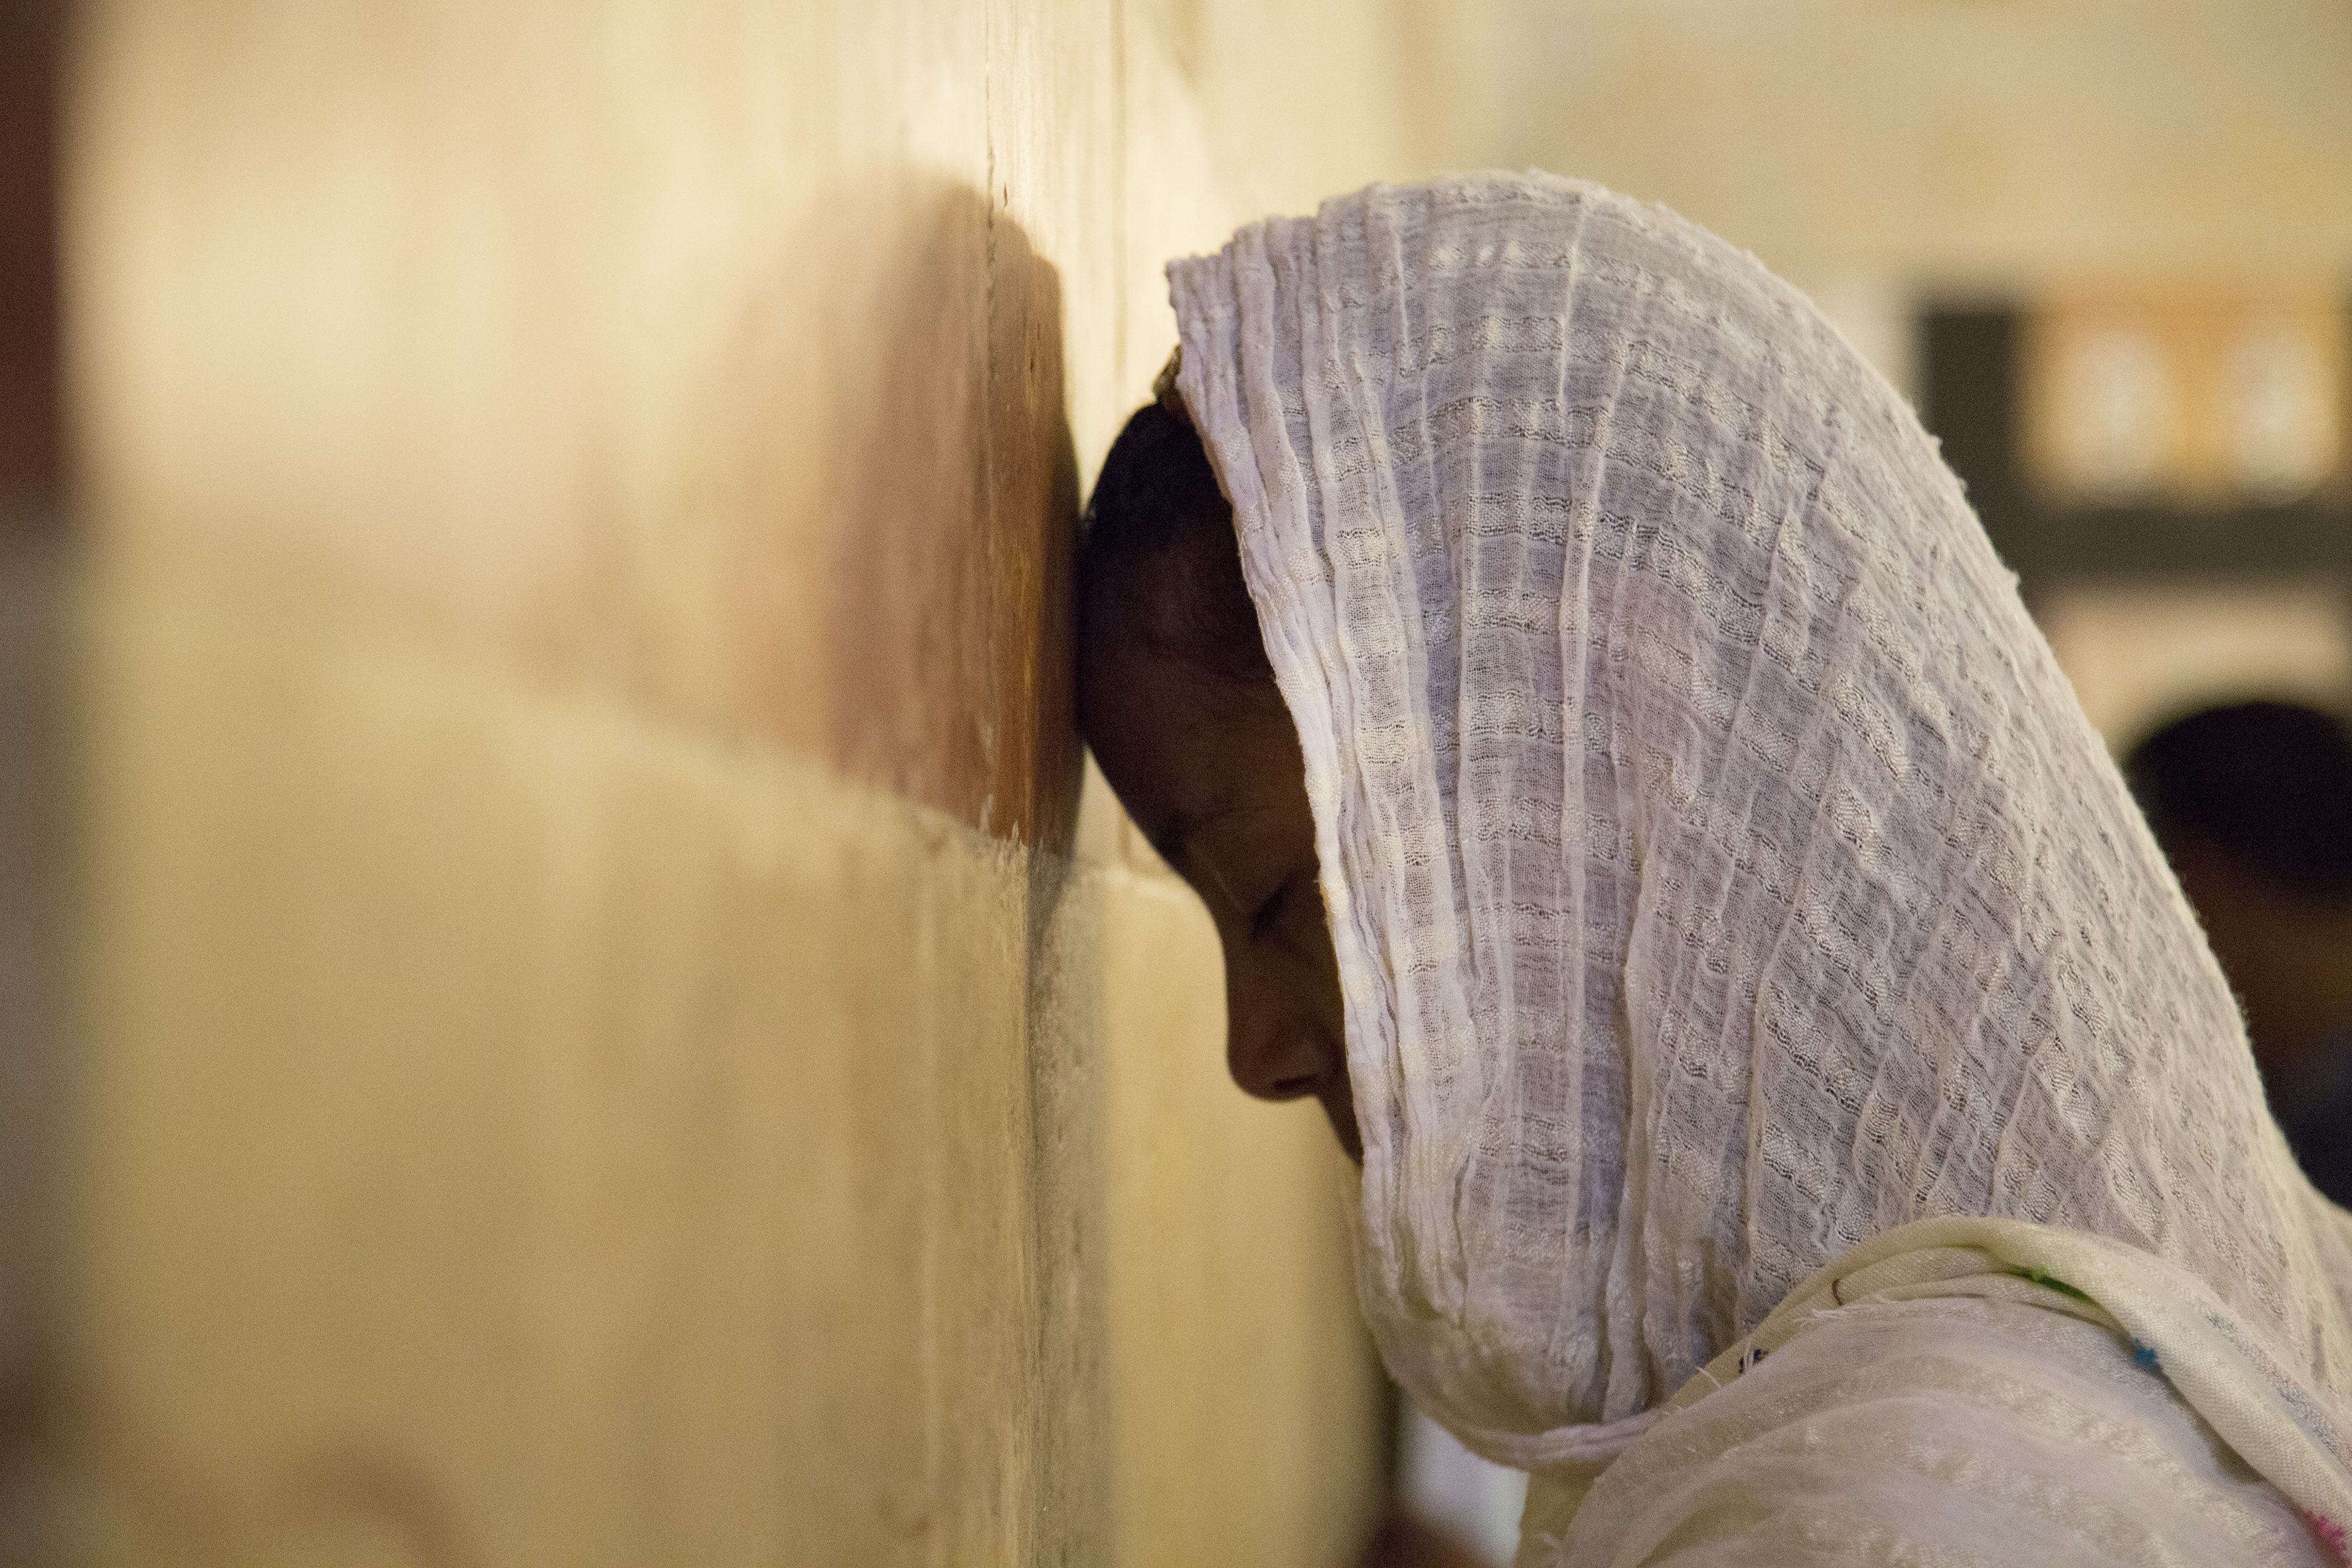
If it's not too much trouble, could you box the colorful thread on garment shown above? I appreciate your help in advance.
[2304,1509,2347,1562]
[2132,1342,2161,1372]
[2011,1265,2095,1304]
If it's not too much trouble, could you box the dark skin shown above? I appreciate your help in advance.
[1076,510,1359,1162]
[2164,832,2352,1102]
[1077,440,1547,1568]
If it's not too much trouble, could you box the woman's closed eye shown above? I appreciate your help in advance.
[1249,872,1302,941]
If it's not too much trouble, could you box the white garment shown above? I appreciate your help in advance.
[1166,173,2352,1557]
[1538,1293,2331,1566]
[1525,1217,2352,1563]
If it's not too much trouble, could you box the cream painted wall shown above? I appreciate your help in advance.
[55,1,1442,1562]
[1480,0,2352,290]
[2040,582,2352,747]
[1434,0,2352,408]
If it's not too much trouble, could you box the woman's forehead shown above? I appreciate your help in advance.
[1082,639,1300,846]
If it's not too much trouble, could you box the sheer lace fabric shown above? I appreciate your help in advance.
[1166,175,2352,1515]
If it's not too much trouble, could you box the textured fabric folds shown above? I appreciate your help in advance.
[1530,1290,2335,1566]
[1166,173,2352,1555]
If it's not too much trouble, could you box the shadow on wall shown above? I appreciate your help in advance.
[785,181,1083,855]
[785,187,1108,1551]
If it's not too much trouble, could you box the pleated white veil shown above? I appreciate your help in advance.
[1166,173,2352,1478]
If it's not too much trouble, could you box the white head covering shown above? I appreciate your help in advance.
[1167,173,2352,1476]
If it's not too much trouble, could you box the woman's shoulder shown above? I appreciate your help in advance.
[1520,1296,2335,1567]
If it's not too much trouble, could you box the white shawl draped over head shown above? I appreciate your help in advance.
[1166,175,2352,1497]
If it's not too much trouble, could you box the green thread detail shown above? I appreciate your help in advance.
[2012,1265,2094,1304]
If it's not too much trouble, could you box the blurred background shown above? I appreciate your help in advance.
[1,2,2347,1563]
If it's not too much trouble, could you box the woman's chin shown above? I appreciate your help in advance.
[1320,1089,1364,1166]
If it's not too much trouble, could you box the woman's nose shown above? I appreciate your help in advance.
[1228,1023,1325,1100]
[1225,974,1331,1101]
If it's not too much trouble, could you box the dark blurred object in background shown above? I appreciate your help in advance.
[0,0,63,522]
[0,1,68,1556]
[2128,700,2352,1206]
[1359,1512,1493,1568]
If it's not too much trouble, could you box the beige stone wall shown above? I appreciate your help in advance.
[55,2,1433,1562]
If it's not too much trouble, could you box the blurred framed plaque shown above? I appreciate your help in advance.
[1921,285,2352,745]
